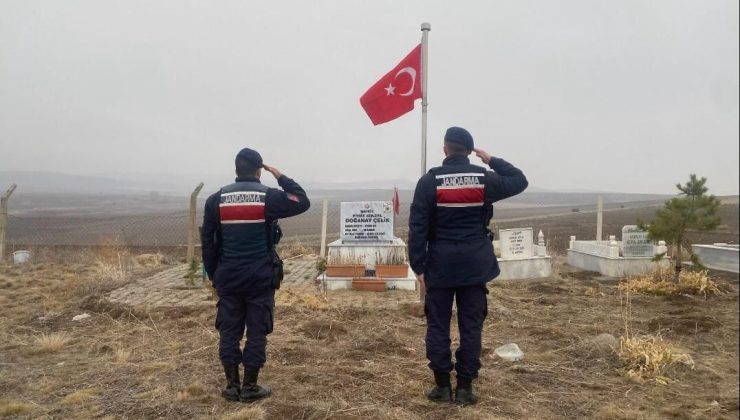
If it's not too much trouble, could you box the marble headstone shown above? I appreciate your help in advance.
[340,201,394,242]
[622,225,653,257]
[499,228,534,259]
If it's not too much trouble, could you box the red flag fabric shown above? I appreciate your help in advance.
[360,45,422,125]
[392,187,400,215]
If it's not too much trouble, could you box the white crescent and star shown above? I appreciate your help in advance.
[385,66,417,96]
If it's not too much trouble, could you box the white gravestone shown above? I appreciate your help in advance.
[622,225,653,257]
[340,201,394,242]
[499,228,534,259]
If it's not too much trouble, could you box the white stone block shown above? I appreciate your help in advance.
[499,228,534,259]
[692,244,739,273]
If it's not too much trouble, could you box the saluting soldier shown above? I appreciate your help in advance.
[408,127,528,405]
[201,148,310,402]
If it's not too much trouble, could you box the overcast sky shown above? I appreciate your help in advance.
[1,0,738,195]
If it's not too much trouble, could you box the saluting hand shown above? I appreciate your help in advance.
[262,164,283,179]
[473,148,492,165]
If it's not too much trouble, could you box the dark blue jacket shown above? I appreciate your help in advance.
[201,174,310,293]
[408,155,528,288]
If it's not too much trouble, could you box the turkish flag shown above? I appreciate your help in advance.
[360,45,422,125]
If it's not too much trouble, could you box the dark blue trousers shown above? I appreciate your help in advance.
[425,284,489,379]
[216,288,275,369]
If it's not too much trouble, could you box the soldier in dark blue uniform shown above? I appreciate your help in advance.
[408,127,528,405]
[201,148,310,402]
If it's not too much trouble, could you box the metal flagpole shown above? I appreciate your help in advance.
[419,23,430,303]
[420,22,430,176]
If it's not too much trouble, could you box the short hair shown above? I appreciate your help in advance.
[235,156,261,177]
[444,141,471,156]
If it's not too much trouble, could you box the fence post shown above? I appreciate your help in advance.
[187,182,204,263]
[320,198,328,258]
[0,184,17,262]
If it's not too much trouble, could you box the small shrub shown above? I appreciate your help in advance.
[618,266,723,297]
[34,332,70,352]
[315,258,327,273]
[619,335,694,383]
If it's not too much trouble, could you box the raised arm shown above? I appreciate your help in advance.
[263,164,311,220]
[474,148,528,203]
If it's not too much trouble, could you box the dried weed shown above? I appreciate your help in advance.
[618,266,723,297]
[619,335,695,383]
[277,240,315,259]
[34,331,71,352]
[113,347,132,363]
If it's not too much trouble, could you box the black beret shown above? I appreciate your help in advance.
[235,148,263,168]
[444,126,474,150]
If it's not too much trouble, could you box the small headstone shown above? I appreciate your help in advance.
[494,343,524,362]
[499,228,534,259]
[622,225,653,257]
[340,201,394,242]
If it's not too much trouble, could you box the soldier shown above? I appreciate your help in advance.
[408,127,528,405]
[201,148,310,402]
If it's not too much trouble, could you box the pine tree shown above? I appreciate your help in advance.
[639,174,721,283]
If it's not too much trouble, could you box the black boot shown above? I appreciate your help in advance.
[240,368,271,402]
[221,363,241,402]
[454,376,478,406]
[426,371,452,403]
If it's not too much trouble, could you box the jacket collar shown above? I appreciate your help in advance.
[442,155,470,166]
[235,176,261,183]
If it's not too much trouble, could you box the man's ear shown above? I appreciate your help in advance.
[443,145,449,157]
[256,168,262,179]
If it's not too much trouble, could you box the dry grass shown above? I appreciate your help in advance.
[61,388,98,405]
[1,250,738,419]
[176,383,207,401]
[93,235,133,284]
[618,266,724,297]
[34,331,71,352]
[277,240,315,259]
[0,400,35,416]
[113,347,132,363]
[133,253,165,268]
[619,335,695,384]
[221,406,267,420]
[276,289,328,311]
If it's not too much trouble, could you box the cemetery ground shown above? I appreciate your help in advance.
[0,205,738,419]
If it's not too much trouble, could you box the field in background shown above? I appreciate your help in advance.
[5,189,737,259]
[4,189,728,247]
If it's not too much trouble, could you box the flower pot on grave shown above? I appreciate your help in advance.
[375,264,408,278]
[352,277,386,292]
[325,264,366,277]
